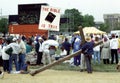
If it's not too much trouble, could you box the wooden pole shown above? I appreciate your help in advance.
[30,50,82,76]
[79,26,86,44]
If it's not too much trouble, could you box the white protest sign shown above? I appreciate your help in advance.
[39,6,60,31]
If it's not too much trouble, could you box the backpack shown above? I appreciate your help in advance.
[5,47,13,55]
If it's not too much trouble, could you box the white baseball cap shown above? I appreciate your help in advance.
[12,37,17,41]
[38,37,43,40]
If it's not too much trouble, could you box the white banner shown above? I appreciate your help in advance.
[39,6,61,31]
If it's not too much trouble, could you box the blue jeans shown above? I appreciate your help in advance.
[74,55,81,66]
[73,49,81,66]
[94,51,100,64]
[18,53,26,70]
[9,54,19,72]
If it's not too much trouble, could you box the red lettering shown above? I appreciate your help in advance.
[48,24,57,29]
[42,7,49,11]
[50,8,60,13]
[41,24,46,28]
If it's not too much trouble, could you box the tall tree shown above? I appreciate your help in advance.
[82,14,95,27]
[60,9,95,33]
[0,18,8,35]
[99,23,109,33]
[61,9,83,32]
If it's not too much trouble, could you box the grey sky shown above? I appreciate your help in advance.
[0,0,120,22]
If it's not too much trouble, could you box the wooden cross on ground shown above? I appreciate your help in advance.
[30,26,103,76]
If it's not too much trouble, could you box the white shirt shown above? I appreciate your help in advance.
[18,40,26,54]
[7,42,20,54]
[42,41,49,50]
[60,49,67,57]
[110,38,119,49]
[39,42,42,52]
[2,46,9,60]
[93,45,100,51]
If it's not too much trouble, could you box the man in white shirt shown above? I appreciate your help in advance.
[17,37,26,70]
[110,34,119,64]
[35,37,43,65]
[6,37,20,73]
[42,39,51,65]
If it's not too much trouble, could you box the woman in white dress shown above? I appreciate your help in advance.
[101,37,110,64]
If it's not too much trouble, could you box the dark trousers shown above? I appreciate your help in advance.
[67,50,70,55]
[85,54,92,73]
[0,56,3,66]
[111,49,119,64]
[36,52,43,65]
[103,59,109,64]
[74,55,81,66]
[3,60,9,72]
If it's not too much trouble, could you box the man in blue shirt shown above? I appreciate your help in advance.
[71,35,81,66]
[80,36,94,73]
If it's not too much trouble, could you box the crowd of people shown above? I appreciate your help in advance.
[0,33,120,78]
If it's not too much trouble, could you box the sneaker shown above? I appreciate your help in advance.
[0,72,4,79]
[13,71,20,74]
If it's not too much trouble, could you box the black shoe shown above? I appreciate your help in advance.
[40,62,43,65]
[80,69,84,72]
[88,71,92,74]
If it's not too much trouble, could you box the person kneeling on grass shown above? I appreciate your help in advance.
[11,61,30,74]
[19,61,30,74]
[55,46,67,60]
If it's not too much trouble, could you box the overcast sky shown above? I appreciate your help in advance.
[0,0,120,22]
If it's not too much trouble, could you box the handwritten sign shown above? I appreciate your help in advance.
[39,6,61,31]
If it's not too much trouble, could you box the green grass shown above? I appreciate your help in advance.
[50,62,117,72]
[30,61,117,72]
[92,63,117,72]
[51,63,80,71]
[30,48,119,72]
[30,48,118,72]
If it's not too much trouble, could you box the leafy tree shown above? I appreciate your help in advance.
[82,14,95,27]
[99,23,109,33]
[113,22,120,30]
[60,8,95,33]
[0,18,8,35]
[61,9,83,32]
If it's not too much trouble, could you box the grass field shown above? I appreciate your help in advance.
[30,60,117,72]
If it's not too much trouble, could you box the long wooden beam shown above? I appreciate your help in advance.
[79,26,86,44]
[29,50,82,76]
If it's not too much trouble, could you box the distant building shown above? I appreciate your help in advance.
[103,13,120,31]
